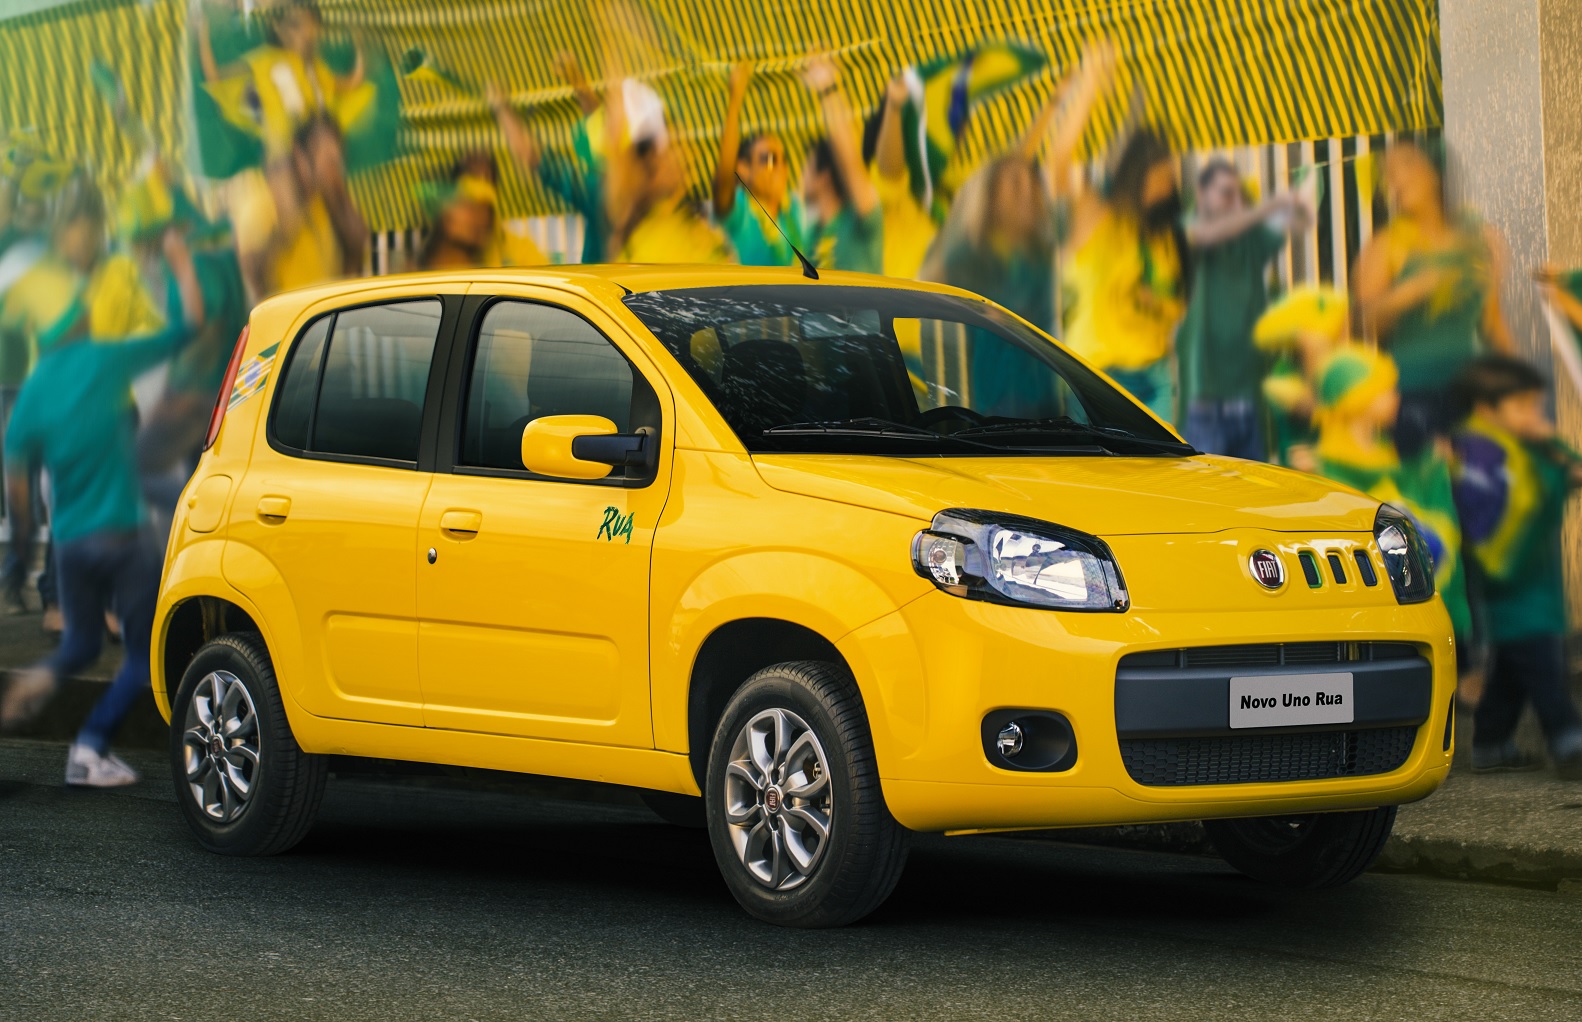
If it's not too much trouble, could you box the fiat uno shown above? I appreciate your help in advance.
[155,267,1454,927]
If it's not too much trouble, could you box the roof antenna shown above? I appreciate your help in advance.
[735,170,818,280]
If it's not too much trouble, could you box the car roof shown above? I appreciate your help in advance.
[250,264,982,319]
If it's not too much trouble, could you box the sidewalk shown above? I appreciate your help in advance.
[4,609,1580,889]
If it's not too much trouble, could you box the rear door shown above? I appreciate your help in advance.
[225,295,456,726]
[415,289,672,746]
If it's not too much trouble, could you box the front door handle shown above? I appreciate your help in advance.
[256,496,291,522]
[438,509,482,537]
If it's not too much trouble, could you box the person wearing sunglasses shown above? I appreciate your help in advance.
[711,63,806,267]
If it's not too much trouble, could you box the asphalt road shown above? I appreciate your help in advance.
[3,738,1580,1021]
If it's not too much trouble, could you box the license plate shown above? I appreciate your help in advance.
[1229,673,1354,729]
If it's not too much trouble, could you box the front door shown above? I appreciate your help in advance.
[416,296,671,746]
[225,298,448,726]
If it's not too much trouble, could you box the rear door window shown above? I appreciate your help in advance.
[270,300,443,464]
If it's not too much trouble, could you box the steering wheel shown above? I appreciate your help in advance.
[914,405,991,432]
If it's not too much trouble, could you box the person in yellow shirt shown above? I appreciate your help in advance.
[1061,129,1187,423]
[233,117,367,302]
[602,61,732,265]
[195,0,367,161]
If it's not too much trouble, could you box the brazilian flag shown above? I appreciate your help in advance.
[898,43,1046,215]
[188,4,401,179]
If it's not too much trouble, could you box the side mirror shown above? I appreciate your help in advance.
[520,415,651,481]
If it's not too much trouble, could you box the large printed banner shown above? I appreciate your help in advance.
[2,0,1443,232]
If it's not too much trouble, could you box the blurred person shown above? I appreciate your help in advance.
[490,54,608,264]
[864,73,936,280]
[417,162,501,271]
[0,227,205,785]
[1312,344,1470,642]
[115,163,249,521]
[0,176,50,614]
[1450,355,1582,779]
[1062,129,1187,422]
[800,56,882,274]
[1253,285,1349,473]
[1178,160,1309,460]
[711,63,804,267]
[195,0,367,159]
[602,63,732,264]
[922,43,1113,335]
[1355,136,1514,458]
[0,176,158,630]
[233,115,367,302]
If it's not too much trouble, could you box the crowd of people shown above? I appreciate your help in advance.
[1,0,1581,783]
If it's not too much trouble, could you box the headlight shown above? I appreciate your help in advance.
[912,509,1128,612]
[1374,504,1435,604]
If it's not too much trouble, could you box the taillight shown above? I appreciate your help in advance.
[203,325,250,452]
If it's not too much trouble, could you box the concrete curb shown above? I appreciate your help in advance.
[13,678,1582,890]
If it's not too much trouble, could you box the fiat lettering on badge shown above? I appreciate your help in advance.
[1230,673,1355,728]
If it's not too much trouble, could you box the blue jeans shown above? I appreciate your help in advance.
[1107,359,1175,425]
[1473,636,1582,760]
[1183,398,1265,460]
[41,531,162,754]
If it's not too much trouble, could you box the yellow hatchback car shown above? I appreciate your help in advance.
[156,267,1454,927]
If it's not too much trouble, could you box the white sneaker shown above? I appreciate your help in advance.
[64,744,140,788]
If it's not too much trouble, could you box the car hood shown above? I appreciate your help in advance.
[751,454,1378,536]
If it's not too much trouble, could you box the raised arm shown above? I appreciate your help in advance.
[1188,193,1304,249]
[555,51,601,117]
[1035,40,1116,193]
[874,74,911,182]
[713,63,753,219]
[804,56,877,217]
[193,1,223,84]
[489,82,540,175]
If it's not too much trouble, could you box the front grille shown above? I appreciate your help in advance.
[1119,726,1418,786]
[1119,641,1419,671]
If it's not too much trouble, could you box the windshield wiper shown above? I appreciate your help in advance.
[954,417,1196,453]
[758,418,1032,454]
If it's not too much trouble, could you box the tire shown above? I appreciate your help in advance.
[640,789,707,829]
[168,633,328,856]
[704,660,909,927]
[1205,806,1398,889]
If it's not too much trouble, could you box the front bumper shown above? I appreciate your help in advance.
[838,585,1456,833]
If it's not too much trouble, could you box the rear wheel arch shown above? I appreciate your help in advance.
[160,596,265,716]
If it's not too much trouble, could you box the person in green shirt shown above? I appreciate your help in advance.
[711,63,805,267]
[1179,160,1309,459]
[1450,355,1582,779]
[0,227,204,787]
[800,56,882,275]
[1355,137,1515,458]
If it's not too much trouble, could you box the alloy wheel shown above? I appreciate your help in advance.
[181,670,261,824]
[723,708,834,890]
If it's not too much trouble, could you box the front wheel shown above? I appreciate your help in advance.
[169,633,327,856]
[1205,807,1397,889]
[704,661,909,927]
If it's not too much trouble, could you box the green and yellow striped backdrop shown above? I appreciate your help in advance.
[2,0,1442,232]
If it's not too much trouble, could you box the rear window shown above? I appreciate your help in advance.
[270,300,443,464]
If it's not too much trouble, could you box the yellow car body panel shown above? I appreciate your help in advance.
[154,266,1456,833]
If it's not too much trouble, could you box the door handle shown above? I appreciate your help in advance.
[256,496,291,522]
[438,509,482,536]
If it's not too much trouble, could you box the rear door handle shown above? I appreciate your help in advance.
[256,496,291,522]
[439,509,482,536]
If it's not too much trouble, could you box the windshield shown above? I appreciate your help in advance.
[621,285,1191,457]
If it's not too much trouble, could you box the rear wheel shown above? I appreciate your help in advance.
[1205,807,1397,889]
[169,633,327,856]
[704,660,909,927]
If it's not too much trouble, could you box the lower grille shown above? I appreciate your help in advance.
[1120,726,1418,786]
